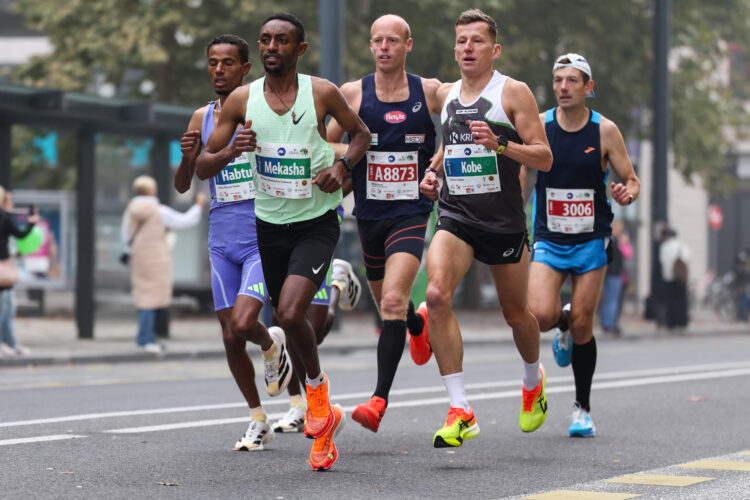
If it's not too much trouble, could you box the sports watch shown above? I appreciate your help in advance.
[336,155,352,172]
[495,134,509,155]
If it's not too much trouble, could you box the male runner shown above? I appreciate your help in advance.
[526,53,640,437]
[419,9,553,448]
[174,34,292,451]
[196,14,371,470]
[326,14,439,433]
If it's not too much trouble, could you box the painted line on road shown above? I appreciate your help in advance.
[0,434,86,446]
[103,366,750,434]
[4,361,750,430]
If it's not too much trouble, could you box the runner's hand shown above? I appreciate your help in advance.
[469,120,498,150]
[313,162,345,193]
[233,120,256,156]
[420,171,439,201]
[610,182,632,206]
[180,130,201,157]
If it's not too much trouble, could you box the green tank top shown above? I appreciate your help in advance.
[247,73,339,224]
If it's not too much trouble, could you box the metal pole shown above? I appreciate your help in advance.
[0,120,10,189]
[318,0,344,86]
[76,128,96,339]
[647,0,670,318]
[151,135,171,205]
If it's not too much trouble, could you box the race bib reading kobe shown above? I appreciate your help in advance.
[255,142,313,199]
[546,188,595,233]
[443,144,500,195]
[215,152,256,203]
[365,150,419,200]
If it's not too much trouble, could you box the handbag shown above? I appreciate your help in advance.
[0,258,19,287]
[119,220,145,266]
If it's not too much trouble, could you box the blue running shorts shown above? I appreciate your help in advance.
[531,238,610,275]
[209,245,268,311]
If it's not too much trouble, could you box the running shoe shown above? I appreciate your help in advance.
[272,403,306,433]
[264,327,293,397]
[520,364,548,432]
[409,301,432,365]
[331,258,362,311]
[569,402,596,437]
[552,303,572,367]
[233,418,274,451]
[352,395,386,433]
[304,373,334,439]
[309,403,345,471]
[433,406,480,448]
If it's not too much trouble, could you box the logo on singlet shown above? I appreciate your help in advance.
[292,111,306,125]
[277,147,286,156]
[411,101,422,113]
[384,111,406,123]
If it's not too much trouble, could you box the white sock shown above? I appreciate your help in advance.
[523,360,541,390]
[442,372,469,411]
[306,372,325,390]
[250,406,266,422]
[261,338,277,361]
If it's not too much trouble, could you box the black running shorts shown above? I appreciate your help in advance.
[357,212,430,281]
[436,216,528,266]
[256,210,340,307]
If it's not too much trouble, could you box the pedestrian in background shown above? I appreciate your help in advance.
[600,219,633,335]
[0,185,37,356]
[659,227,690,331]
[120,175,205,353]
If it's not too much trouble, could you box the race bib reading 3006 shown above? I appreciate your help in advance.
[255,142,313,199]
[215,152,256,203]
[443,144,500,195]
[546,188,595,234]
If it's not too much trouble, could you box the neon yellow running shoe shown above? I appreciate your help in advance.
[520,364,548,432]
[433,407,480,448]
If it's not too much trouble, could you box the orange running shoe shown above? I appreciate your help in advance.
[304,373,334,439]
[351,395,386,433]
[309,403,345,471]
[409,301,432,365]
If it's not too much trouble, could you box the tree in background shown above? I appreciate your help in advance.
[11,0,750,194]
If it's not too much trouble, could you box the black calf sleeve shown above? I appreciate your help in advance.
[572,337,597,412]
[374,319,407,402]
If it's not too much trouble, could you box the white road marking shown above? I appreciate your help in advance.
[0,434,86,446]
[3,361,750,431]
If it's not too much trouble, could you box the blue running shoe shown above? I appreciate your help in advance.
[552,328,572,367]
[568,403,596,437]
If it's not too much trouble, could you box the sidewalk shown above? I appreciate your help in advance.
[2,306,748,368]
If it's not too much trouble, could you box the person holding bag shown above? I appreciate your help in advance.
[0,185,37,357]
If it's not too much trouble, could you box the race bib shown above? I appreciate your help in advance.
[365,151,419,200]
[546,188,595,233]
[443,144,500,195]
[255,142,312,199]
[215,152,256,203]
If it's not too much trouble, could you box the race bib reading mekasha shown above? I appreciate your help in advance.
[443,144,501,195]
[365,151,419,200]
[254,142,312,199]
[215,152,256,203]
[546,188,595,234]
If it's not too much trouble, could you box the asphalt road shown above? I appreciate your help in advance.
[2,332,750,499]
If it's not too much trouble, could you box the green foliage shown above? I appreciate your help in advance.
[11,0,750,194]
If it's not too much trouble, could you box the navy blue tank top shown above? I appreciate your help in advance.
[350,73,436,220]
[533,107,612,244]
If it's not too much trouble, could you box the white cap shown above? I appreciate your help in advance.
[553,53,595,97]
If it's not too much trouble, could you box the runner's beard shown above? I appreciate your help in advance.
[263,60,286,76]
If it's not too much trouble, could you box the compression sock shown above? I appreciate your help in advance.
[522,359,542,390]
[571,337,597,412]
[406,300,425,336]
[442,372,470,412]
[373,319,407,403]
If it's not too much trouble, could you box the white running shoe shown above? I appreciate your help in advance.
[233,418,274,451]
[0,343,18,356]
[331,258,362,311]
[568,402,596,437]
[272,404,306,433]
[138,343,164,354]
[264,327,293,397]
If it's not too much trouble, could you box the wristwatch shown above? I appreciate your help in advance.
[336,155,352,172]
[495,134,509,155]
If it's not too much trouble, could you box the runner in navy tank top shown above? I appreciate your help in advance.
[327,14,443,433]
[525,53,640,438]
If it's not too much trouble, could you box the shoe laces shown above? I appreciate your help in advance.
[571,404,589,425]
[244,419,267,439]
[445,407,471,426]
[307,380,330,418]
[281,405,304,423]
[522,383,541,411]
[263,341,281,380]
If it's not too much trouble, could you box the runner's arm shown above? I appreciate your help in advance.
[601,117,640,206]
[195,87,253,180]
[174,109,204,193]
[326,81,362,144]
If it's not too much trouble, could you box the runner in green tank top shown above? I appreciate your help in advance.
[196,13,370,472]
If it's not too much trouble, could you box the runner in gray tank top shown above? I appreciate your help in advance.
[419,9,553,448]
